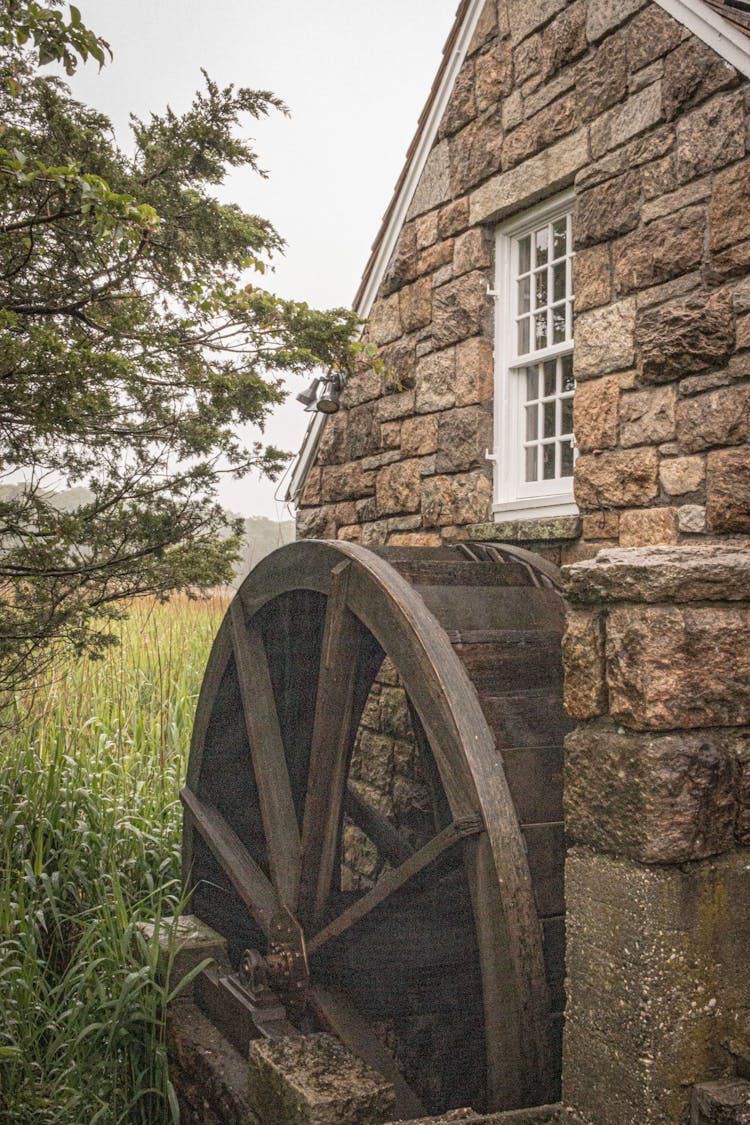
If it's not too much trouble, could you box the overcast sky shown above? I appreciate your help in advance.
[68,0,458,519]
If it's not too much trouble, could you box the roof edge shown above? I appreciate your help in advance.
[658,0,750,78]
[354,0,487,317]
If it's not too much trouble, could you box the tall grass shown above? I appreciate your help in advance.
[0,595,228,1124]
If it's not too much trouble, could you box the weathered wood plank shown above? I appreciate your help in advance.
[316,873,477,977]
[464,831,552,1109]
[230,601,301,911]
[452,634,563,695]
[522,823,566,919]
[415,585,565,635]
[298,562,364,930]
[501,746,564,825]
[180,786,279,935]
[308,817,483,957]
[542,915,566,1012]
[381,558,532,588]
[480,692,573,750]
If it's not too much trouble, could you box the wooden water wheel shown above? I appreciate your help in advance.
[181,540,570,1119]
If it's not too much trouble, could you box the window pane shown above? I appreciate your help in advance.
[552,217,567,260]
[518,235,531,274]
[518,316,530,354]
[535,226,548,267]
[518,275,531,314]
[535,268,548,309]
[561,395,573,435]
[553,261,566,303]
[503,205,575,504]
[561,353,574,393]
[561,440,574,477]
[552,303,567,344]
[543,360,556,397]
[543,400,556,438]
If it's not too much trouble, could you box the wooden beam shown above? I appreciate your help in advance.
[230,601,301,912]
[180,786,279,935]
[298,562,362,930]
[344,783,413,868]
[308,816,483,957]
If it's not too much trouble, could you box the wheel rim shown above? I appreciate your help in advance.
[182,540,558,1116]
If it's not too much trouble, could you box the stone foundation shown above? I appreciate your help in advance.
[168,998,260,1125]
[387,1108,562,1125]
[561,544,750,1125]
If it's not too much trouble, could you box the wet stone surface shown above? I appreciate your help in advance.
[247,1033,395,1125]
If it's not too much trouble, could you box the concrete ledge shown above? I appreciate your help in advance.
[563,544,750,605]
[468,516,581,543]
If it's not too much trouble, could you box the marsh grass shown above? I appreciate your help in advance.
[0,594,228,1124]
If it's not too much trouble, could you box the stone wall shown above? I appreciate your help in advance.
[562,544,750,1125]
[343,658,433,891]
[297,0,750,563]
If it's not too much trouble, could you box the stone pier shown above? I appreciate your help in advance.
[561,544,750,1125]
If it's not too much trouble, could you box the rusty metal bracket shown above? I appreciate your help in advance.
[265,908,310,1021]
[193,911,310,1051]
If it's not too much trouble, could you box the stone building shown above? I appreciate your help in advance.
[289,0,750,559]
[284,2,750,1122]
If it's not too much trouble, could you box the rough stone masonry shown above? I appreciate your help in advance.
[297,0,750,567]
[563,544,750,1125]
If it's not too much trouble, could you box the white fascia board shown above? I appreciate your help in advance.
[283,0,486,505]
[284,411,323,505]
[656,0,750,79]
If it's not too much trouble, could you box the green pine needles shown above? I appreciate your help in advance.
[0,2,369,698]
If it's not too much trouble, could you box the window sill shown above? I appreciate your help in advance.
[468,512,581,543]
[492,497,578,522]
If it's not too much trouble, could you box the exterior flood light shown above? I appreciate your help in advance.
[315,373,342,414]
[296,373,342,414]
[296,378,321,411]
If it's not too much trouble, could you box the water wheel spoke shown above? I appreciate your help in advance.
[307,815,483,957]
[344,782,413,868]
[180,786,279,935]
[230,600,301,911]
[298,561,363,930]
[308,983,426,1121]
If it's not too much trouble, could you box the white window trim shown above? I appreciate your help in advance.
[492,190,578,524]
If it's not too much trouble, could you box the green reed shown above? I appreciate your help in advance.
[0,595,228,1124]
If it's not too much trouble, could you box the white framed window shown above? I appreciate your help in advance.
[492,191,577,521]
